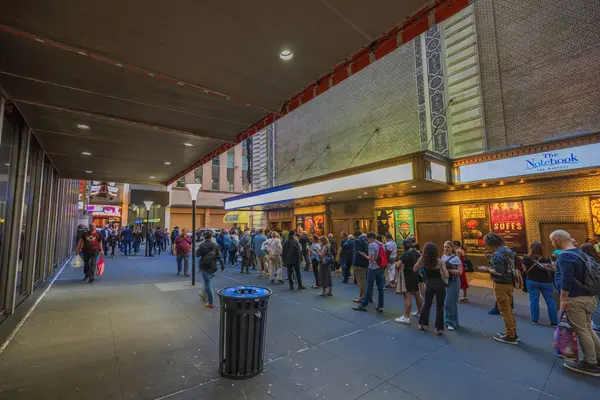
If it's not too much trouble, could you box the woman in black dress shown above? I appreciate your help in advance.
[318,236,334,296]
[413,242,449,335]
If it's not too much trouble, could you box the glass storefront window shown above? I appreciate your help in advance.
[176,177,185,188]
[212,157,219,191]
[242,140,249,188]
[194,167,202,185]
[0,116,16,311]
[227,150,234,192]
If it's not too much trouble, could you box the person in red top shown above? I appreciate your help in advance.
[76,224,103,283]
[172,228,192,277]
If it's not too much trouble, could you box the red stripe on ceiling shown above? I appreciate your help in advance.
[331,66,349,86]
[374,32,399,60]
[401,17,431,44]
[300,85,315,104]
[350,51,372,74]
[315,77,330,96]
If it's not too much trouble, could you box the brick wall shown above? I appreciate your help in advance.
[274,41,420,185]
[475,0,600,148]
[522,196,592,243]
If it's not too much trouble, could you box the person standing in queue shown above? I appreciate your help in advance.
[441,241,463,331]
[353,232,385,312]
[342,234,355,284]
[309,235,322,289]
[76,224,103,283]
[352,232,370,303]
[394,239,423,324]
[283,231,306,290]
[299,231,310,271]
[318,236,334,297]
[197,231,225,308]
[173,228,191,277]
[146,228,155,257]
[551,230,600,376]
[522,241,558,326]
[413,242,449,335]
[253,229,269,278]
[480,233,519,345]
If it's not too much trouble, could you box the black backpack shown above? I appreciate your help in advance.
[569,252,600,295]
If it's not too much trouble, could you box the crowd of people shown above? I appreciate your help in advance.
[78,222,600,378]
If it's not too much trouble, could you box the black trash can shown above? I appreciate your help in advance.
[217,285,273,379]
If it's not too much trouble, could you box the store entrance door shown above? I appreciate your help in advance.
[417,222,452,251]
[331,219,350,242]
[353,219,373,233]
[540,223,588,258]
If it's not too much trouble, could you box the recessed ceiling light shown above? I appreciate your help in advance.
[4,163,9,166]
[279,49,294,61]
[164,161,171,165]
[81,151,92,156]
[358,195,362,199]
[149,176,156,179]
[411,185,417,188]
[77,124,90,130]
[182,143,194,147]
[518,179,525,184]
[363,192,368,195]
[85,170,93,174]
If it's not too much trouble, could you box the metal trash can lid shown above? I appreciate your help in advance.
[217,285,272,300]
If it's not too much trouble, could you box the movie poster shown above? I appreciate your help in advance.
[377,210,395,239]
[459,204,490,253]
[489,202,527,254]
[313,215,325,237]
[394,209,415,245]
[304,216,315,235]
[591,198,600,235]
[296,215,305,235]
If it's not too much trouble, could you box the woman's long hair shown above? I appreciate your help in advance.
[528,241,544,259]
[581,244,600,262]
[422,242,439,269]
[319,236,331,247]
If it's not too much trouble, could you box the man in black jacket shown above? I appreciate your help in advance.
[353,232,370,303]
[197,231,225,308]
[283,231,306,290]
[299,232,310,271]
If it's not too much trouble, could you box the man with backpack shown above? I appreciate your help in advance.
[197,231,225,308]
[353,232,386,312]
[551,229,600,377]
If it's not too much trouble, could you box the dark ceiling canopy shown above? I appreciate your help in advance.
[0,0,459,184]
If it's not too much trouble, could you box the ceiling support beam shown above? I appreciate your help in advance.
[10,98,234,142]
[0,23,279,114]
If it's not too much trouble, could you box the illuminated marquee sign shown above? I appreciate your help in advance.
[458,142,600,183]
[86,205,122,217]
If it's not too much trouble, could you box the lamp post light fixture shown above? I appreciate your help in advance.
[185,183,202,286]
[143,201,153,256]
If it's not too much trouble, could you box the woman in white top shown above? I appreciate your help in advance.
[441,241,463,331]
[268,232,284,284]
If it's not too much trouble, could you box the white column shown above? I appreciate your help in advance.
[234,143,243,193]
[202,162,212,192]
[219,151,228,192]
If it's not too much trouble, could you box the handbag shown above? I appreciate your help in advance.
[553,310,578,360]
[71,255,84,268]
[97,255,105,276]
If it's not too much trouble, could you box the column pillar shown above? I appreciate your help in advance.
[219,152,228,192]
[233,143,243,193]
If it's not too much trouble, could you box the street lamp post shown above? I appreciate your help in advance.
[185,184,202,285]
[143,201,153,256]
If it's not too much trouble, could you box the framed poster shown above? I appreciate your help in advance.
[377,210,395,238]
[304,216,315,235]
[490,202,527,254]
[459,204,490,253]
[295,215,305,234]
[591,197,600,235]
[394,209,415,245]
[313,215,325,237]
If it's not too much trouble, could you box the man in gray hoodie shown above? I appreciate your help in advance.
[482,233,518,345]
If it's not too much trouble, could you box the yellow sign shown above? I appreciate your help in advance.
[223,211,249,224]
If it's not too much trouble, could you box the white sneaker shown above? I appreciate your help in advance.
[411,311,420,318]
[395,316,411,325]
